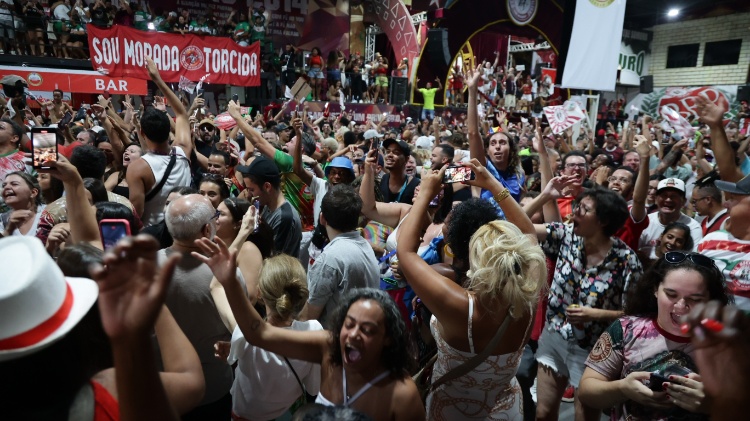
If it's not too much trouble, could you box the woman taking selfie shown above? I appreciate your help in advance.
[397,160,547,420]
[579,252,730,420]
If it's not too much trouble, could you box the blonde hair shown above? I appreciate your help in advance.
[466,220,547,318]
[322,137,339,153]
[259,255,309,320]
[413,148,430,164]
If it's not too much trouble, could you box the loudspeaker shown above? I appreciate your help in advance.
[640,75,653,94]
[428,29,451,68]
[389,77,408,105]
[737,84,750,103]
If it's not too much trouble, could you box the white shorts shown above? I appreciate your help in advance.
[505,95,516,107]
[522,94,533,102]
[535,328,590,388]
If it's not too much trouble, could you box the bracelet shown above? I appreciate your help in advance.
[493,188,511,203]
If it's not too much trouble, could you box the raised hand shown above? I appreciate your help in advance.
[90,235,181,342]
[695,95,727,127]
[634,135,651,157]
[192,237,238,286]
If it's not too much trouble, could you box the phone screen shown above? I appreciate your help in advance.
[99,219,132,249]
[232,93,239,103]
[32,128,58,169]
[442,166,475,184]
[58,111,73,129]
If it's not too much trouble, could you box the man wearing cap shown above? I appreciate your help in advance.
[237,156,302,257]
[195,118,218,158]
[126,59,193,227]
[229,102,316,236]
[380,137,420,204]
[638,177,702,260]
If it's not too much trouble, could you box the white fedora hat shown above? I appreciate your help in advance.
[0,237,98,362]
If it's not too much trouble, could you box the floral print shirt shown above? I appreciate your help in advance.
[542,222,643,350]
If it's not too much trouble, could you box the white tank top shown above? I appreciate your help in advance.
[140,146,192,227]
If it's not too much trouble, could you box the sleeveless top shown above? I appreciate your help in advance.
[140,147,192,227]
[315,368,389,407]
[427,294,526,420]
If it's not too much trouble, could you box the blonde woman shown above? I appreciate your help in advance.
[225,254,323,421]
[398,159,547,420]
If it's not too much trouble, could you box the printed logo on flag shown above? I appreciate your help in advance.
[589,0,615,7]
[507,0,538,26]
[180,46,205,71]
[544,101,586,134]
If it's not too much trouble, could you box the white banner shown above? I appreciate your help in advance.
[544,101,587,134]
[562,0,626,91]
[619,42,651,86]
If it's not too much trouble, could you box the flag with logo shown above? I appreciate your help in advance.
[660,105,696,139]
[561,0,626,91]
[544,101,587,134]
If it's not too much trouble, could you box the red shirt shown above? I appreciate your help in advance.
[615,206,649,252]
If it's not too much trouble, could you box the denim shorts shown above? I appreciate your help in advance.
[535,328,590,387]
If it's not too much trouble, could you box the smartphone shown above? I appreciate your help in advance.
[252,199,261,232]
[232,93,239,103]
[31,127,58,169]
[58,111,73,129]
[648,372,672,392]
[428,193,441,208]
[197,88,205,96]
[442,165,475,184]
[99,219,132,249]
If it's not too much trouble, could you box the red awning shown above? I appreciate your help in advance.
[0,66,147,95]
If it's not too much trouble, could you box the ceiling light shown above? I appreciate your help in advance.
[667,8,680,17]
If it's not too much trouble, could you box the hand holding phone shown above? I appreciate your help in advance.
[442,165,475,184]
[232,93,239,103]
[99,219,131,249]
[31,127,58,169]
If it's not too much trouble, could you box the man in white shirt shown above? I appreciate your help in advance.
[638,178,702,260]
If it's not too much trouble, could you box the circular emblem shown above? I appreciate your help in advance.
[507,0,538,26]
[589,0,615,7]
[180,46,205,71]
[27,72,43,87]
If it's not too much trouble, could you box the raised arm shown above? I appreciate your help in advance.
[291,117,314,186]
[466,66,486,166]
[228,100,278,158]
[193,237,329,364]
[359,147,411,228]
[631,135,651,223]
[146,56,193,159]
[697,95,743,182]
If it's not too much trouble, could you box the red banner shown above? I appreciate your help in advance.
[0,66,147,95]
[87,24,261,87]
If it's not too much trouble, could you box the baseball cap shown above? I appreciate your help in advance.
[236,156,280,184]
[363,129,384,140]
[325,157,355,179]
[0,237,99,362]
[274,123,291,133]
[383,138,411,157]
[198,118,216,128]
[715,173,750,196]
[657,178,686,193]
[440,130,452,138]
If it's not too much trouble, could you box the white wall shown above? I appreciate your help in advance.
[650,12,750,87]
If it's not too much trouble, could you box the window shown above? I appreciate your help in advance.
[666,44,699,69]
[703,39,742,66]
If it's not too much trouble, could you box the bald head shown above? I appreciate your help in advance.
[165,194,216,241]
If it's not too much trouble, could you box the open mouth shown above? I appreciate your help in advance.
[344,344,362,364]
[670,312,684,327]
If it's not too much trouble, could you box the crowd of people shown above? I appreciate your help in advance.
[2,53,750,421]
[0,0,272,60]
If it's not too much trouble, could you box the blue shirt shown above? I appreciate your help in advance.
[479,158,524,219]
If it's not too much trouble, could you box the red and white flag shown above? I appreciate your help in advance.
[660,105,695,139]
[544,101,586,134]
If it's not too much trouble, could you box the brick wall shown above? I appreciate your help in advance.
[650,12,750,87]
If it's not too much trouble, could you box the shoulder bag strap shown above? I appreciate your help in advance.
[283,356,307,396]
[429,308,513,391]
[145,148,177,202]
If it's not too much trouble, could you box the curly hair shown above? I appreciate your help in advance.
[483,131,521,177]
[466,221,547,318]
[446,198,500,263]
[328,289,413,378]
[577,187,629,237]
[625,253,732,318]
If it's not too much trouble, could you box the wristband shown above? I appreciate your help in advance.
[493,188,511,203]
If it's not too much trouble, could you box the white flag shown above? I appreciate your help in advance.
[544,101,586,134]
[660,106,695,139]
[562,0,626,91]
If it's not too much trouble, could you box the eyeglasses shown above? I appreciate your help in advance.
[565,163,587,170]
[690,196,709,205]
[664,251,718,270]
[573,203,593,215]
[211,209,221,221]
[607,176,631,184]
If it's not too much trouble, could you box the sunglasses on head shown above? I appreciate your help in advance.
[664,251,717,270]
